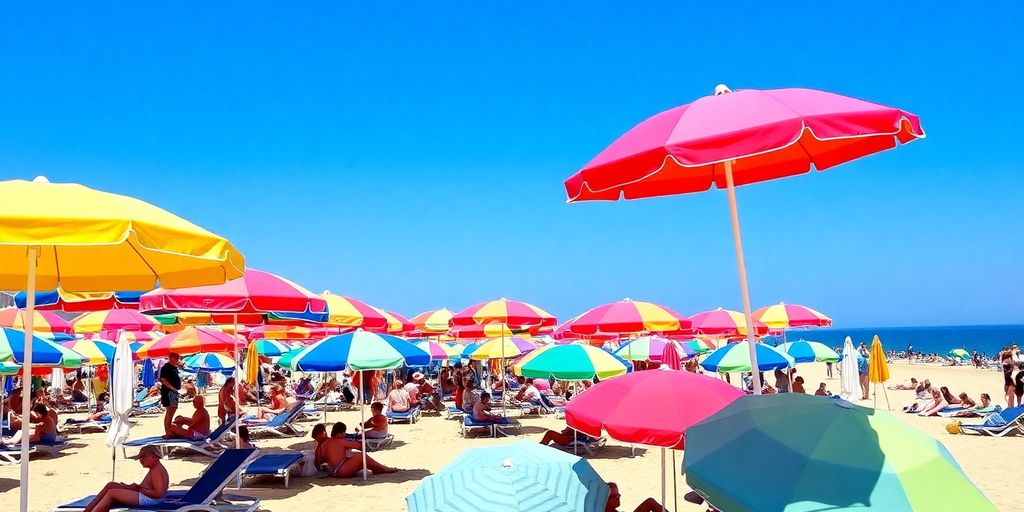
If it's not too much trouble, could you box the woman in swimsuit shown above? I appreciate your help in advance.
[1000,347,1015,407]
[322,422,398,478]
[3,404,58,444]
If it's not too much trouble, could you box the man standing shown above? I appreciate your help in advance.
[159,353,182,438]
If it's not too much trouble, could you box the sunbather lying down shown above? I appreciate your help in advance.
[889,378,918,390]
[539,426,596,448]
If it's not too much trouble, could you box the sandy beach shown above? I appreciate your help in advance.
[0,361,1017,512]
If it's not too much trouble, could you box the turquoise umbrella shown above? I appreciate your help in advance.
[283,330,430,371]
[252,339,291,357]
[407,440,609,512]
[777,339,840,364]
[683,394,996,511]
[700,341,794,373]
[514,344,631,380]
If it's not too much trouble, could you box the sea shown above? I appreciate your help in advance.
[763,324,1024,358]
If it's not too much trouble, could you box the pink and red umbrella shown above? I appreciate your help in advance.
[137,326,246,359]
[71,309,160,334]
[570,298,691,336]
[566,370,743,449]
[0,307,73,334]
[690,308,769,338]
[753,302,832,329]
[451,298,557,330]
[140,268,327,318]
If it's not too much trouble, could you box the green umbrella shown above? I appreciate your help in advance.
[683,394,996,511]
[949,348,970,359]
[514,344,631,380]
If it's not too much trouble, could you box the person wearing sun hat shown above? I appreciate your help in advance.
[82,445,168,512]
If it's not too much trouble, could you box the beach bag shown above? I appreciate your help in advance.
[295,450,318,477]
[945,420,963,434]
[983,413,1007,427]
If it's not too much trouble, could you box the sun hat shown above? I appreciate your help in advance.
[412,372,424,381]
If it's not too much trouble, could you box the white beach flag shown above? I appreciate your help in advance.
[839,336,860,401]
[106,340,135,449]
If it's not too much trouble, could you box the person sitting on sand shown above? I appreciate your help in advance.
[890,378,919,390]
[918,388,949,417]
[472,392,503,422]
[321,422,398,478]
[236,425,256,449]
[814,382,832,396]
[540,425,596,448]
[82,445,168,512]
[605,482,666,512]
[165,395,211,440]
[3,403,58,445]
[311,423,329,467]
[792,376,806,394]
[253,384,289,420]
[387,380,412,413]
[354,402,389,439]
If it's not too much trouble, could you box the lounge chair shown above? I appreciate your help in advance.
[54,448,261,512]
[445,406,465,420]
[63,417,112,433]
[961,406,1024,437]
[344,433,395,451]
[123,416,237,458]
[131,396,162,416]
[241,451,303,488]
[558,436,607,456]
[387,406,421,424]
[460,415,521,438]
[0,444,36,464]
[539,393,567,418]
[242,401,306,437]
[59,400,92,414]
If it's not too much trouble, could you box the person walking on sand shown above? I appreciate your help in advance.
[159,353,182,438]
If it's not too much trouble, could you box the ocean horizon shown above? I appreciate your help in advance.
[766,324,1024,357]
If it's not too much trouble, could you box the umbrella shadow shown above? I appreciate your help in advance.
[588,444,645,460]
[0,477,18,493]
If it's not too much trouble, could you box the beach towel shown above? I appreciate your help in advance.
[983,413,1007,427]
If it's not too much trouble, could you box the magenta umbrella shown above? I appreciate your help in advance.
[565,86,924,392]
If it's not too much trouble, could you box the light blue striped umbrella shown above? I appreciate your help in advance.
[700,341,794,373]
[182,352,235,373]
[283,329,430,371]
[407,440,609,512]
[777,339,840,364]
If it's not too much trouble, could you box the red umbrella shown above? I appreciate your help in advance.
[139,268,327,318]
[450,298,557,330]
[690,308,769,338]
[566,370,743,449]
[564,86,923,393]
[569,298,691,336]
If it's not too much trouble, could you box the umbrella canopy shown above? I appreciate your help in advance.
[155,311,263,327]
[407,440,609,512]
[514,344,631,380]
[245,340,260,386]
[777,339,840,364]
[452,298,557,330]
[71,309,160,334]
[569,298,691,335]
[690,308,769,337]
[566,370,743,449]
[62,338,118,365]
[614,336,694,362]
[683,394,995,512]
[949,348,970,359]
[0,327,73,365]
[700,341,794,373]
[679,338,717,354]
[106,339,135,448]
[370,308,414,335]
[110,330,163,344]
[752,302,832,329]
[15,289,143,312]
[552,315,618,345]
[410,308,455,335]
[457,343,480,359]
[869,335,889,384]
[840,337,862,401]
[183,352,236,373]
[140,268,326,318]
[283,330,430,372]
[252,339,292,357]
[0,307,73,334]
[661,341,682,370]
[318,291,388,330]
[141,359,156,388]
[414,340,460,361]
[137,326,245,359]
[469,337,538,360]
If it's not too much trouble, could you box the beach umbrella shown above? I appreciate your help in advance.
[450,323,517,339]
[660,342,682,371]
[752,302,832,329]
[839,336,861,401]
[451,298,557,330]
[614,336,694,362]
[565,87,923,395]
[457,342,480,359]
[469,337,539,360]
[368,308,414,335]
[683,394,996,511]
[155,311,264,328]
[316,291,388,330]
[71,309,160,334]
[106,339,135,480]
[141,359,156,388]
[569,298,691,335]
[552,315,618,346]
[252,339,291,357]
[140,269,326,320]
[869,335,890,409]
[679,338,717,354]
[776,339,840,364]
[407,440,609,512]
[0,327,73,365]
[137,326,245,359]
[690,308,769,338]
[183,352,236,373]
[700,341,794,373]
[414,340,460,361]
[246,325,317,340]
[15,289,144,312]
[0,307,73,334]
[410,308,455,335]
[949,348,970,359]
[111,330,164,343]
[514,344,631,380]
[62,338,119,365]
[245,341,260,387]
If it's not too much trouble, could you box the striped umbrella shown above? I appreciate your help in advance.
[679,338,718,354]
[183,352,236,373]
[140,269,328,320]
[614,336,695,362]
[753,302,832,329]
[450,323,516,339]
[0,307,73,334]
[414,340,460,361]
[454,343,479,359]
[569,298,691,335]
[252,339,292,357]
[71,309,160,334]
[469,337,539,360]
[690,308,769,337]
[375,309,414,335]
[514,344,631,380]
[407,440,609,512]
[137,326,245,359]
[62,338,119,365]
[777,339,840,364]
[0,339,86,374]
[0,327,70,365]
[701,341,794,373]
[410,308,455,335]
[451,299,557,330]
[110,330,164,343]
[283,330,430,372]
[15,289,144,312]
[320,292,389,330]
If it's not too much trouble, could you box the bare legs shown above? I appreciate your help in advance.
[162,406,177,437]
[332,454,397,477]
[82,482,140,512]
[539,430,573,447]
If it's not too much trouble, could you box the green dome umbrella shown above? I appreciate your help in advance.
[949,348,970,359]
[683,394,996,511]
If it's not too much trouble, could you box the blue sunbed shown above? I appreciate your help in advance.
[961,406,1024,437]
[241,451,303,488]
[123,416,236,458]
[242,401,306,437]
[387,406,421,424]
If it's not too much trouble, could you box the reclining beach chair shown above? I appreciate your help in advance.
[559,436,607,456]
[59,399,92,414]
[131,396,162,416]
[0,444,36,465]
[241,451,304,488]
[961,406,1024,437]
[242,401,306,437]
[445,406,466,420]
[122,415,237,458]
[63,416,112,433]
[539,393,567,418]
[54,448,261,512]
[386,406,422,424]
[343,432,395,451]
[460,415,521,438]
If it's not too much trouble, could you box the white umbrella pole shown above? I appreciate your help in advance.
[723,160,762,395]
[360,370,367,481]
[500,325,506,417]
[660,447,666,509]
[672,450,678,512]
[20,246,37,512]
[233,314,241,489]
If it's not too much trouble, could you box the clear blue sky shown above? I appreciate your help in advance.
[1,3,1021,327]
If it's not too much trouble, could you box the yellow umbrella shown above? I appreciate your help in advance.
[245,339,260,387]
[868,335,891,409]
[0,176,245,512]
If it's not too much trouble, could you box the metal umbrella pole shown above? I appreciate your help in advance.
[723,160,763,395]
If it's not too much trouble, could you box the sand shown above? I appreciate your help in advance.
[0,361,1018,512]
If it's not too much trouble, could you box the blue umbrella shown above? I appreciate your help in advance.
[776,339,840,364]
[284,330,430,372]
[141,359,156,387]
[459,343,480,359]
[700,341,794,373]
[407,440,609,512]
[0,327,68,365]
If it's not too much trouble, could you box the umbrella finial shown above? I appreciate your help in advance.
[501,458,513,468]
[714,84,732,95]
[32,176,50,183]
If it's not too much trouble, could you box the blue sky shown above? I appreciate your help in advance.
[1,3,1021,327]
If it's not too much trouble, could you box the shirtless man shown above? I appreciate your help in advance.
[320,422,398,478]
[83,445,168,512]
[472,392,503,422]
[165,396,211,440]
[217,377,237,424]
[253,384,289,420]
[3,404,58,444]
[353,402,389,439]
[605,482,667,512]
